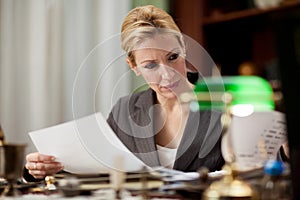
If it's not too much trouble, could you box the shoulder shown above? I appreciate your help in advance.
[107,88,154,123]
[112,88,154,111]
[106,88,155,141]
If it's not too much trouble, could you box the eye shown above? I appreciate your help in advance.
[144,62,158,69]
[168,53,179,61]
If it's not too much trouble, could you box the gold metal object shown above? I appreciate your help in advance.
[45,176,57,191]
[0,144,26,196]
[141,169,149,200]
[203,164,258,199]
[200,93,257,199]
[181,76,278,199]
[45,176,55,185]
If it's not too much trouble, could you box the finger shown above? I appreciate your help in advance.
[35,162,63,171]
[26,153,56,162]
[25,162,63,171]
[31,169,61,180]
[32,175,47,180]
[26,161,63,171]
[28,169,46,178]
[25,162,38,170]
[29,167,63,179]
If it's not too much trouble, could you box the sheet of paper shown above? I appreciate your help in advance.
[29,112,148,174]
[222,111,287,171]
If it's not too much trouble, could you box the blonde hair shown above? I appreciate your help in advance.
[121,5,184,66]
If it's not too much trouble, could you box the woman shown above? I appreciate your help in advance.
[24,5,224,181]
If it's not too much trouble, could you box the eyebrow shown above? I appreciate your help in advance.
[166,48,181,57]
[140,59,157,65]
[139,48,181,65]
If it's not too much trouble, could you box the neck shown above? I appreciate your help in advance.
[157,95,179,111]
[157,95,190,115]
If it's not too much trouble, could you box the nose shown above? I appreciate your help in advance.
[160,64,175,80]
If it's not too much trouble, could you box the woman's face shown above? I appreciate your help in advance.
[129,34,189,100]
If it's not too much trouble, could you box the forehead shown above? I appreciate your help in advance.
[134,33,182,53]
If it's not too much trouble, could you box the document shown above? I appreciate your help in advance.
[29,112,148,174]
[222,111,287,171]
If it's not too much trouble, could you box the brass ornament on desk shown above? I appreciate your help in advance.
[0,143,27,196]
[0,124,27,196]
[45,175,57,191]
[203,165,257,199]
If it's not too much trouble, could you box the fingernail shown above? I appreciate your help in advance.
[50,156,56,161]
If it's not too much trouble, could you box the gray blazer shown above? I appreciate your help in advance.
[107,88,224,172]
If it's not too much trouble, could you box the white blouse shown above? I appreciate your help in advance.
[156,144,178,168]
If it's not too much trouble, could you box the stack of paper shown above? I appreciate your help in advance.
[222,111,287,171]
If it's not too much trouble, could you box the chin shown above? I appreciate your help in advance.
[159,90,180,100]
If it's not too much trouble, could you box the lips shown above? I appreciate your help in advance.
[160,80,180,90]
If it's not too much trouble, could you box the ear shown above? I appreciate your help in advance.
[126,57,141,76]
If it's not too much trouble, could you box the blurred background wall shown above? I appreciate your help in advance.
[0,0,169,155]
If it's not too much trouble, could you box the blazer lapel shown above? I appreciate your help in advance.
[129,89,160,167]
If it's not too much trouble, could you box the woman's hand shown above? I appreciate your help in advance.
[25,152,64,179]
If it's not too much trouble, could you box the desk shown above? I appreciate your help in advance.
[0,176,204,200]
[2,189,199,200]
[1,167,292,200]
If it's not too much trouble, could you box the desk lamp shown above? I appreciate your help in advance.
[181,75,275,199]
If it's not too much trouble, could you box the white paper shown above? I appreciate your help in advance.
[222,111,287,171]
[29,112,148,174]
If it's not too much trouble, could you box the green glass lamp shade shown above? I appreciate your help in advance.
[191,76,275,112]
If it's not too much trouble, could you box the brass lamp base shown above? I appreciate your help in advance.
[0,144,26,197]
[202,164,258,200]
[2,181,22,197]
